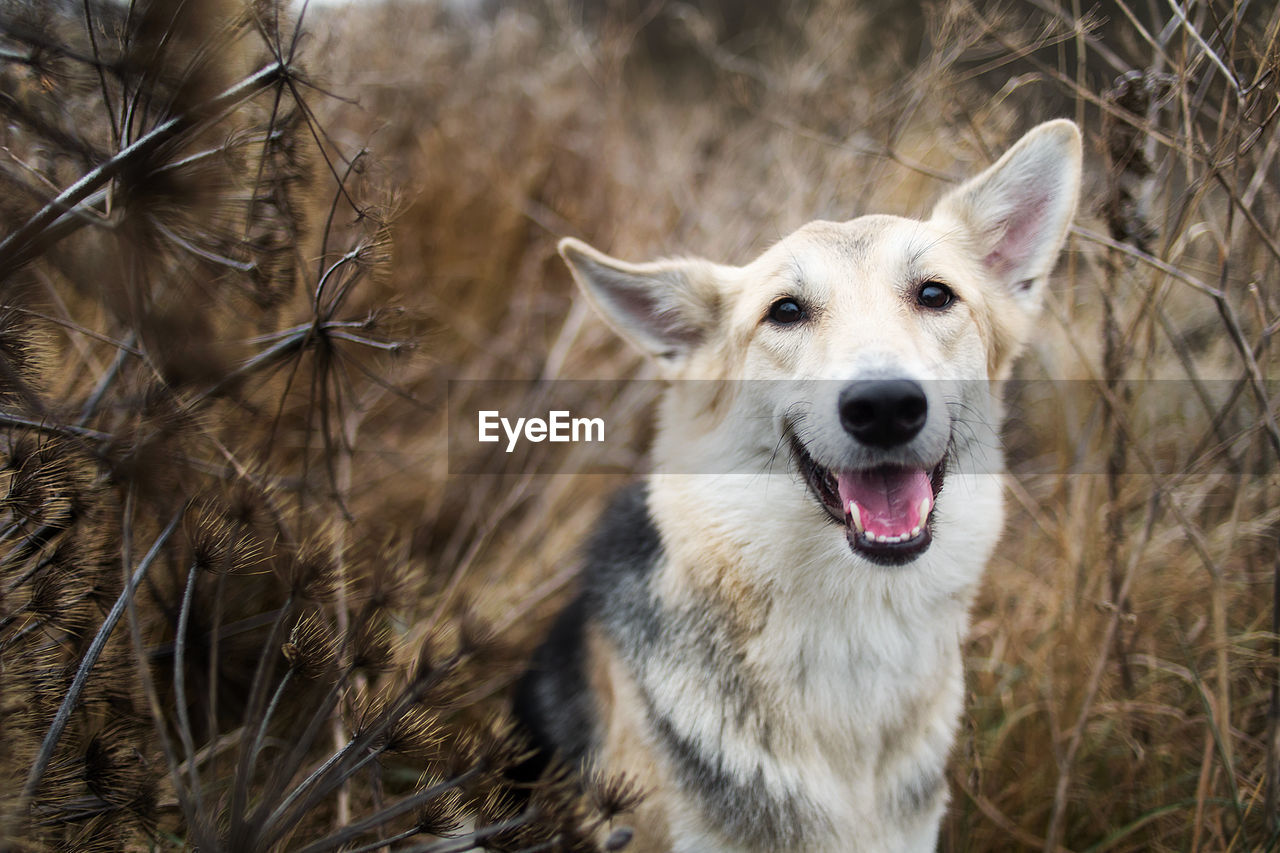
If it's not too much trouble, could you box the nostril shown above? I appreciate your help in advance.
[846,399,875,428]
[896,393,926,426]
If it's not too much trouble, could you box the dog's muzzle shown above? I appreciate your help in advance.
[792,379,947,567]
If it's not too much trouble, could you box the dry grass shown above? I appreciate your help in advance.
[1,0,1278,850]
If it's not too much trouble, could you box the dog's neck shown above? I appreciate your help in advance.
[642,467,992,693]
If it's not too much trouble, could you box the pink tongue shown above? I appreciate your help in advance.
[836,468,932,539]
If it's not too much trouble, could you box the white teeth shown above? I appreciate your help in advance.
[862,526,926,544]
[848,501,865,534]
[919,496,933,521]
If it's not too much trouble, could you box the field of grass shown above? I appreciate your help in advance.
[0,0,1277,850]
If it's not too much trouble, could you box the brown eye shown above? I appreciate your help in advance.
[767,297,806,325]
[916,282,955,310]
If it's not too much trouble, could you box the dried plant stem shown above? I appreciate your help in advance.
[174,561,204,812]
[228,592,297,840]
[1102,255,1134,696]
[255,656,459,848]
[0,62,287,271]
[1163,0,1244,101]
[292,771,480,853]
[958,781,1059,850]
[396,813,534,853]
[1042,297,1222,578]
[246,667,294,775]
[341,827,422,853]
[332,407,360,830]
[1268,534,1280,834]
[1042,493,1161,852]
[206,569,227,776]
[250,673,350,828]
[0,413,110,442]
[77,339,135,425]
[1071,225,1221,297]
[1184,642,1248,843]
[20,505,184,802]
[1191,731,1216,851]
[1212,568,1233,770]
[257,738,374,846]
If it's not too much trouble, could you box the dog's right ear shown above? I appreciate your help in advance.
[559,237,721,363]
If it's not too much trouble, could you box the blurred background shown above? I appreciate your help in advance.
[0,0,1277,850]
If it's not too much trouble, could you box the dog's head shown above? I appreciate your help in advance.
[560,120,1081,567]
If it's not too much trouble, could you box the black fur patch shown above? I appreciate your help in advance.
[510,592,594,783]
[511,483,661,780]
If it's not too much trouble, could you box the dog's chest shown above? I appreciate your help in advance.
[645,592,965,852]
[764,608,961,830]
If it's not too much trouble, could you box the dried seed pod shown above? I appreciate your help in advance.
[361,550,413,613]
[347,613,395,674]
[26,567,92,633]
[82,727,149,808]
[187,502,235,574]
[379,704,441,759]
[224,476,271,531]
[0,308,46,402]
[2,437,78,527]
[281,611,338,681]
[412,776,466,837]
[283,535,340,602]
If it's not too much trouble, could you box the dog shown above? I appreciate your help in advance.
[513,120,1082,852]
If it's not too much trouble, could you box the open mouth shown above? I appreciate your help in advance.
[791,434,946,566]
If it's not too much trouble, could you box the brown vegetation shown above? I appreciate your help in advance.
[0,0,1277,850]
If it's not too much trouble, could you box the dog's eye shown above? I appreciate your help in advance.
[767,297,806,325]
[916,282,955,310]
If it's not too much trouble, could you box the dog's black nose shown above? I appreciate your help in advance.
[839,379,928,447]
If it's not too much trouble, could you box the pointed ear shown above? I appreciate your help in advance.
[931,119,1082,306]
[559,237,722,362]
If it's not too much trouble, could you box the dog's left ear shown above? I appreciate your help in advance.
[931,119,1082,308]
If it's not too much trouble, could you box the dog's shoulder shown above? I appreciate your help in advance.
[511,482,663,779]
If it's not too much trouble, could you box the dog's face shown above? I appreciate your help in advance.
[561,120,1081,567]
